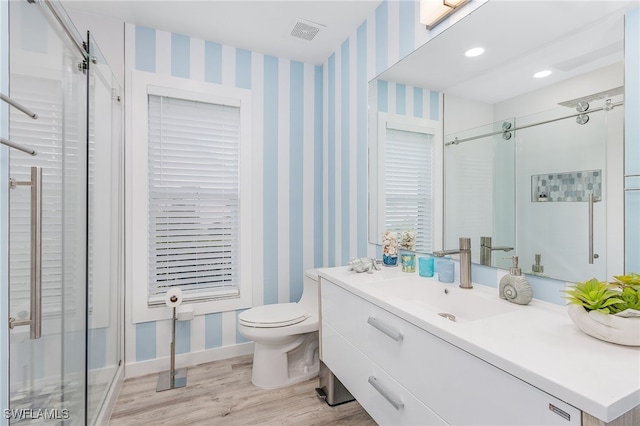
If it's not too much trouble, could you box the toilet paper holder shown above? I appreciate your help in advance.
[157,288,188,392]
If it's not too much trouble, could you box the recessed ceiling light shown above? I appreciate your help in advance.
[533,70,552,79]
[465,47,485,57]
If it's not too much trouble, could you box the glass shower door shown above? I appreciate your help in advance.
[515,100,616,282]
[86,33,122,425]
[7,1,87,424]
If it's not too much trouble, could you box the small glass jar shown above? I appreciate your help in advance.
[418,256,435,277]
[401,253,416,273]
[383,253,398,267]
[438,260,455,283]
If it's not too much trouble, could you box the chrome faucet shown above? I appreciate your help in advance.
[433,237,472,289]
[479,236,513,267]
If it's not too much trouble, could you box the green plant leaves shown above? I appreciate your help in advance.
[611,272,640,286]
[609,286,640,314]
[563,278,624,314]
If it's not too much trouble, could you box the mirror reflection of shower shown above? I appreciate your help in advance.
[444,82,624,282]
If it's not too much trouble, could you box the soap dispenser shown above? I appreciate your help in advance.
[531,253,544,275]
[499,256,533,305]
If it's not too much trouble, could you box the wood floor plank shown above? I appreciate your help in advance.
[109,355,376,425]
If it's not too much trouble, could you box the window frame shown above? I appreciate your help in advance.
[129,71,253,323]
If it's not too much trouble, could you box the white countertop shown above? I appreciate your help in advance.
[317,266,640,422]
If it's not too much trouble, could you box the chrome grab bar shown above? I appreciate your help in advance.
[8,166,43,339]
[1,137,37,156]
[368,376,404,411]
[0,93,38,119]
[367,316,403,342]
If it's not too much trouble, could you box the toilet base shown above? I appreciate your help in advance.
[250,332,320,389]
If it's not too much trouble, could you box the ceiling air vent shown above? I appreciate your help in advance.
[290,19,325,41]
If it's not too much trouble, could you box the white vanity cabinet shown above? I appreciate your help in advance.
[321,278,581,426]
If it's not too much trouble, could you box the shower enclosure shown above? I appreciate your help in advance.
[1,1,122,424]
[444,89,624,283]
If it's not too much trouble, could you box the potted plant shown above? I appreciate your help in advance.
[563,274,640,346]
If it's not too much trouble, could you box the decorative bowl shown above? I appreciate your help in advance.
[567,304,640,346]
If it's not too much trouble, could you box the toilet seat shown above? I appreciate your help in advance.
[239,303,308,328]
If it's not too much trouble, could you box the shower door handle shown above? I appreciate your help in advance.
[8,166,42,339]
[588,193,600,265]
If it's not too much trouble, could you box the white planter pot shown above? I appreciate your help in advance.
[567,304,640,346]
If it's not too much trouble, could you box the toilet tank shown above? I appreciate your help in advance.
[297,269,319,315]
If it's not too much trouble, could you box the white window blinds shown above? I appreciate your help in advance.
[385,128,434,253]
[147,94,241,305]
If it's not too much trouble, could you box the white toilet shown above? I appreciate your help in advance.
[238,269,320,389]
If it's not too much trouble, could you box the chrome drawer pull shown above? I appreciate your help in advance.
[367,316,403,342]
[368,376,404,411]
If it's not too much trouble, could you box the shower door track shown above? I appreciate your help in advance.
[445,100,624,146]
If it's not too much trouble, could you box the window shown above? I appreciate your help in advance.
[379,114,437,253]
[130,72,252,322]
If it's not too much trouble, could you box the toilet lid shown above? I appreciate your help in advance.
[239,303,308,328]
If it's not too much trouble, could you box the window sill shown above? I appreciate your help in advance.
[132,292,251,324]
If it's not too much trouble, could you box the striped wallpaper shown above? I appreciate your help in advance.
[125,24,324,365]
[375,79,439,119]
[123,0,509,369]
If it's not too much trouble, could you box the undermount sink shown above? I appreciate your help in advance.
[367,277,520,323]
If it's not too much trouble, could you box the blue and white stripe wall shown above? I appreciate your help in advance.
[121,0,489,374]
[322,0,571,305]
[375,79,440,120]
[320,0,484,267]
[123,23,324,373]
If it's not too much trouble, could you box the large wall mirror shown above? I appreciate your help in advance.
[369,0,637,283]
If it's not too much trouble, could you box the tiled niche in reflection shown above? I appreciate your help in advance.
[532,169,602,202]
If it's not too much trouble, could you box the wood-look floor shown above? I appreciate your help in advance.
[109,355,376,425]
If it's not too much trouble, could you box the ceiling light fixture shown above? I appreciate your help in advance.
[420,0,469,30]
[465,47,484,57]
[533,70,552,79]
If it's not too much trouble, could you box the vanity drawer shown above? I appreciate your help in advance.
[360,297,580,426]
[321,277,361,342]
[322,280,580,426]
[322,321,447,426]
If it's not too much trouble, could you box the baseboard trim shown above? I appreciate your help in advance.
[124,343,255,378]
